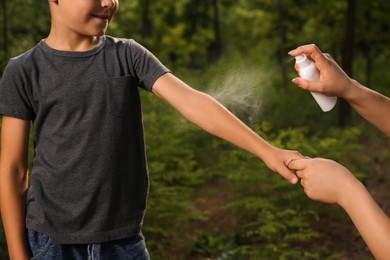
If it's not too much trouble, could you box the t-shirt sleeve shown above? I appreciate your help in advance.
[127,40,170,91]
[0,59,34,121]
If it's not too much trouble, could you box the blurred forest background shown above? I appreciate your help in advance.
[1,0,390,259]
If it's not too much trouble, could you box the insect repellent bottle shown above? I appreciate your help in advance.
[295,54,337,112]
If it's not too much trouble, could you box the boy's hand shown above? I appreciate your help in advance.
[263,148,303,184]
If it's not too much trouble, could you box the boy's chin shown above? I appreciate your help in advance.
[90,31,106,38]
[91,27,108,37]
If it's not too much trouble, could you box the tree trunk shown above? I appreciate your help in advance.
[277,0,288,88]
[2,0,8,56]
[1,0,8,75]
[339,0,356,127]
[208,0,222,62]
[140,0,152,39]
[365,49,372,88]
[364,3,372,87]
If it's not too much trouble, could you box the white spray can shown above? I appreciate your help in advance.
[295,54,337,112]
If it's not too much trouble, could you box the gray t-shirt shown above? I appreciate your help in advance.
[0,36,169,244]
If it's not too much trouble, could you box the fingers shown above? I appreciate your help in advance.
[289,44,328,93]
[288,44,331,70]
[287,158,312,186]
[288,44,322,60]
[291,77,324,93]
[279,165,299,184]
[287,158,310,171]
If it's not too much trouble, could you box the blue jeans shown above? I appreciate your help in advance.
[26,229,150,260]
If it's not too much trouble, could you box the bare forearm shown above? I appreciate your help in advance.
[152,73,302,183]
[339,182,390,259]
[343,81,390,137]
[0,116,30,259]
[182,92,273,159]
[0,168,29,260]
[152,74,273,159]
[169,90,301,183]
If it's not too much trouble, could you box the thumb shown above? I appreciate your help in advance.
[291,77,323,93]
[278,165,298,184]
[287,158,309,171]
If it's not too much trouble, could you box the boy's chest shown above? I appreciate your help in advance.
[34,63,106,116]
[30,58,139,122]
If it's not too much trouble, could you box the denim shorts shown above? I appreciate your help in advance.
[26,229,150,260]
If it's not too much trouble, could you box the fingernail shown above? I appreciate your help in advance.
[291,78,301,85]
[290,176,298,184]
[288,49,296,55]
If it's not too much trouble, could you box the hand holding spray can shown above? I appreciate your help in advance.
[295,54,337,112]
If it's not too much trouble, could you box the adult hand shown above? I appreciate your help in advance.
[289,44,355,99]
[288,157,360,205]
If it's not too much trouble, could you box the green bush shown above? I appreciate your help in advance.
[177,122,364,260]
[137,90,367,260]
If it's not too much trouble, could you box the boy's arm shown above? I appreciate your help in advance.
[289,44,390,138]
[0,116,30,260]
[289,158,390,259]
[151,73,302,184]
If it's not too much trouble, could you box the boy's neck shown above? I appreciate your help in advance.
[45,31,100,52]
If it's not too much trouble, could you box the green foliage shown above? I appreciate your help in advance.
[1,0,390,259]
[180,121,364,259]
[135,89,367,259]
[139,91,209,257]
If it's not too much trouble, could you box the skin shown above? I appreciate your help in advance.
[288,44,390,259]
[0,0,303,258]
[46,0,119,51]
[289,44,390,138]
[288,158,390,260]
[151,73,302,183]
[0,117,30,260]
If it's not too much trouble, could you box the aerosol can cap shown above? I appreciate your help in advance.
[295,55,311,68]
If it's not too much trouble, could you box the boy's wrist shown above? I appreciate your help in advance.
[253,141,275,161]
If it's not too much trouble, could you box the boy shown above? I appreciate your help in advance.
[0,0,303,259]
